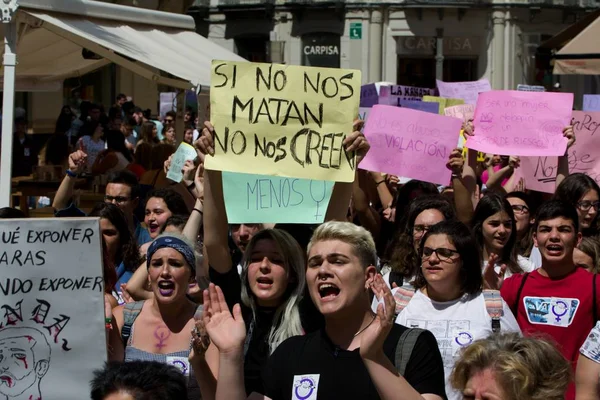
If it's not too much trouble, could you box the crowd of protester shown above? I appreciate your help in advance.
[3,91,600,400]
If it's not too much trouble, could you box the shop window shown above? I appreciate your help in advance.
[235,35,269,63]
[397,57,478,88]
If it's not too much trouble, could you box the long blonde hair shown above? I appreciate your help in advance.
[240,229,305,354]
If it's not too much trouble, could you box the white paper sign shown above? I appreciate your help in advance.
[166,142,199,183]
[0,218,106,400]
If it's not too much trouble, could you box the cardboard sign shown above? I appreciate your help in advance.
[359,105,462,185]
[466,91,574,156]
[583,95,600,112]
[0,218,106,400]
[436,79,491,105]
[222,172,334,223]
[521,111,600,192]
[166,142,198,183]
[206,61,361,182]
[444,104,475,122]
[422,96,465,114]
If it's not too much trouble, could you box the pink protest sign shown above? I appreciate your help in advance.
[359,105,462,185]
[436,79,491,105]
[520,111,600,192]
[466,91,574,157]
[444,104,475,122]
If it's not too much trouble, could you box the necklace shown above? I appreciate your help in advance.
[353,315,376,337]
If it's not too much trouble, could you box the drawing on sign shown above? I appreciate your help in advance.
[207,61,361,182]
[0,327,50,400]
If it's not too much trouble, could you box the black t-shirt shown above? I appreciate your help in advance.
[262,324,447,400]
[209,266,324,395]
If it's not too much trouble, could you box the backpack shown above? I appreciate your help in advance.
[393,285,504,333]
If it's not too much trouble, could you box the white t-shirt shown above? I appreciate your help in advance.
[395,289,521,400]
[528,246,543,269]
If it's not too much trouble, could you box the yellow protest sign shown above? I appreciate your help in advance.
[205,61,361,182]
[423,96,465,115]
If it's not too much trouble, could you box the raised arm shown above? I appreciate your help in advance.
[352,170,381,241]
[53,150,86,211]
[556,126,575,189]
[196,122,233,274]
[325,120,370,222]
[447,148,475,225]
[485,157,518,191]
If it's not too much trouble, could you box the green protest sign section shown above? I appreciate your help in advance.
[222,172,334,224]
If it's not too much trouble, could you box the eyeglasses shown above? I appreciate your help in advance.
[511,205,529,214]
[577,201,600,211]
[413,225,434,235]
[104,195,130,204]
[422,247,460,262]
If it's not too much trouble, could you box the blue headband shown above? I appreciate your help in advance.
[147,236,196,273]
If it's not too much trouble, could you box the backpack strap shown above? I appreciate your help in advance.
[482,289,503,333]
[393,285,416,315]
[512,272,530,317]
[121,301,145,346]
[593,274,598,324]
[394,328,426,376]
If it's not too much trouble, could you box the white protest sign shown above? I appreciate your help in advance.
[166,142,198,183]
[0,218,106,400]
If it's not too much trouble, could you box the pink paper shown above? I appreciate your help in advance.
[444,104,475,122]
[436,79,491,105]
[466,91,574,157]
[359,105,462,186]
[520,111,600,193]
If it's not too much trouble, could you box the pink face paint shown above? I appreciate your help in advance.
[17,356,28,369]
[25,336,33,342]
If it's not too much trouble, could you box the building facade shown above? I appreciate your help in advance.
[189,0,599,108]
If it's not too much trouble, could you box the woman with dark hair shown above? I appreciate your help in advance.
[92,131,132,175]
[144,187,190,239]
[89,202,141,302]
[76,120,106,171]
[55,105,75,135]
[136,121,159,148]
[505,191,540,267]
[472,193,535,278]
[394,220,520,400]
[40,133,70,168]
[384,195,456,288]
[553,173,600,237]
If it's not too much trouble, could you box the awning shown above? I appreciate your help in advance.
[1,0,246,91]
[544,10,600,75]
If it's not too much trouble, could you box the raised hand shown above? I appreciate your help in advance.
[446,148,464,176]
[563,125,575,150]
[163,155,173,174]
[68,150,87,175]
[202,284,246,355]
[482,253,506,290]
[359,274,395,360]
[343,119,370,166]
[195,121,215,157]
[182,160,196,183]
[508,156,520,169]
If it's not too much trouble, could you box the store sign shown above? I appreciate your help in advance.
[350,22,362,40]
[397,36,480,56]
[302,34,341,68]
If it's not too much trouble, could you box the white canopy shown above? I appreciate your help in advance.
[0,0,246,207]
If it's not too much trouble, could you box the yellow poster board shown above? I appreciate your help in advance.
[423,96,465,115]
[205,61,361,182]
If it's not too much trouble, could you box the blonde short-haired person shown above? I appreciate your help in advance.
[199,221,446,400]
[451,333,571,400]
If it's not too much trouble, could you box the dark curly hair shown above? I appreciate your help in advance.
[90,202,141,274]
[145,187,190,216]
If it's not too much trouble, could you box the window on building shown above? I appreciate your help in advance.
[397,57,478,88]
[235,35,269,63]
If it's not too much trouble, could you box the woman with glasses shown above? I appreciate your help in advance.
[384,196,456,288]
[505,192,541,268]
[395,220,520,400]
[554,173,600,238]
[473,193,536,280]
